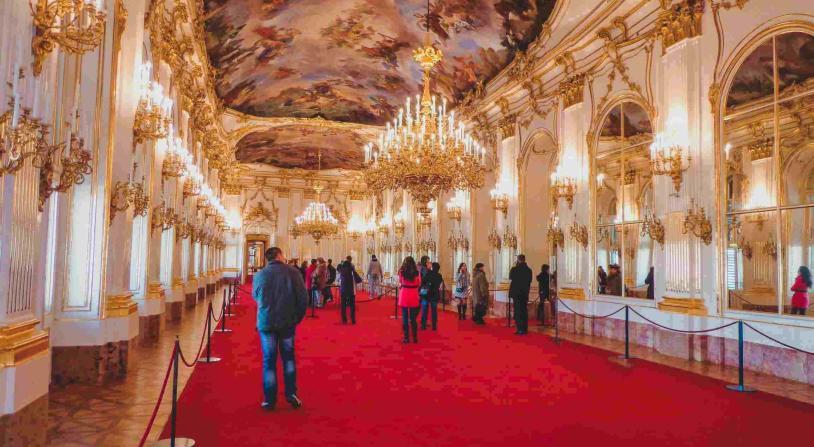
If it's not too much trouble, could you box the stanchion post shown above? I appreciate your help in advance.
[616,305,634,361]
[153,339,195,447]
[506,299,512,328]
[216,296,232,333]
[198,303,221,363]
[390,286,400,319]
[552,298,561,345]
[726,320,756,393]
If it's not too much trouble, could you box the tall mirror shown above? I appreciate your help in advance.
[595,102,654,299]
[723,32,814,317]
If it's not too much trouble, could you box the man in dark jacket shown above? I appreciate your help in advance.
[509,254,533,335]
[337,258,362,324]
[420,262,444,330]
[253,247,308,411]
[324,259,337,304]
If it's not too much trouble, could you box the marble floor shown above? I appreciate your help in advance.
[46,288,229,446]
[43,297,814,446]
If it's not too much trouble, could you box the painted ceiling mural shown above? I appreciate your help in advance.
[235,126,367,170]
[204,0,554,125]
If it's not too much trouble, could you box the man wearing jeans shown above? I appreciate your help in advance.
[253,247,308,410]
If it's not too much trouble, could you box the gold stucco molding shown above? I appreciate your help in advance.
[0,319,50,367]
[657,297,708,316]
[105,292,138,318]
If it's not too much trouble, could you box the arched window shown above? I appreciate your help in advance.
[594,101,654,299]
[723,30,814,317]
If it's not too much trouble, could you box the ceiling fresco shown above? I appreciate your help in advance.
[204,0,554,125]
[235,126,367,170]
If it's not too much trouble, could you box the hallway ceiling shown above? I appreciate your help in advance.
[204,0,554,170]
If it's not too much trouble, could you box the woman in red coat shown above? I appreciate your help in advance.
[790,266,812,316]
[398,256,421,343]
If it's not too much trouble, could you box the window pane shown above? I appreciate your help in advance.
[781,208,813,317]
[776,32,814,101]
[596,224,621,295]
[778,93,814,206]
[622,223,654,300]
[724,111,776,211]
[726,211,778,313]
[726,38,773,113]
[596,146,622,226]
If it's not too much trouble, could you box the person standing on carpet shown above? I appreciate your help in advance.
[790,266,812,315]
[253,247,307,411]
[509,254,533,335]
[420,262,443,331]
[454,263,470,320]
[398,256,421,343]
[338,258,363,324]
[536,264,551,325]
[312,258,328,308]
[471,263,489,325]
[367,255,383,299]
[325,259,337,304]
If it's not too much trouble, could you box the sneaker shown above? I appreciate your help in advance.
[286,395,303,409]
[261,401,275,411]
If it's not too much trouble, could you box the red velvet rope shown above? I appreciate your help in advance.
[138,343,177,447]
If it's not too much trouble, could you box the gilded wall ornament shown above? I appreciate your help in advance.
[682,199,712,245]
[31,0,107,76]
[657,0,704,52]
[559,74,586,108]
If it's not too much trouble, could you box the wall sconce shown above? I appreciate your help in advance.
[1,103,93,210]
[366,246,375,256]
[31,0,107,76]
[488,227,502,250]
[174,219,191,241]
[763,238,777,259]
[110,163,148,224]
[289,223,301,240]
[739,238,753,260]
[449,230,470,251]
[133,62,172,145]
[489,188,509,216]
[404,240,413,253]
[650,132,691,194]
[447,231,458,250]
[378,224,389,237]
[394,219,406,238]
[347,230,361,241]
[446,203,462,222]
[641,211,665,246]
[503,226,518,250]
[151,201,177,232]
[551,168,576,209]
[417,238,436,254]
[547,227,564,251]
[597,226,610,243]
[682,199,712,245]
[568,219,588,249]
[393,240,403,252]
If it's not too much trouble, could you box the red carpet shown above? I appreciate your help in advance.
[161,285,814,446]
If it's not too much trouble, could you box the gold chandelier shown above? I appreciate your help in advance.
[292,151,340,244]
[363,4,489,216]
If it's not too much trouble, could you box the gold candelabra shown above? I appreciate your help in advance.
[739,238,753,260]
[1,101,92,210]
[682,199,712,245]
[347,230,361,241]
[31,0,107,76]
[551,171,576,209]
[650,133,691,194]
[488,227,502,250]
[404,240,413,253]
[288,224,301,240]
[763,238,777,259]
[151,201,177,232]
[446,204,462,222]
[503,226,517,250]
[394,219,406,239]
[547,227,564,252]
[641,211,665,246]
[110,174,149,224]
[489,189,509,216]
[569,220,588,249]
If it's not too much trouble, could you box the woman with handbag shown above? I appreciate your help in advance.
[454,263,470,320]
[398,256,421,343]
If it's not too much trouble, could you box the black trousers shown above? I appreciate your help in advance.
[341,293,356,323]
[512,296,529,332]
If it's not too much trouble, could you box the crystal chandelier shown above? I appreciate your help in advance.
[363,1,489,216]
[292,151,340,244]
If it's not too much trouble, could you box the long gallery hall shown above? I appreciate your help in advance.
[0,0,814,446]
